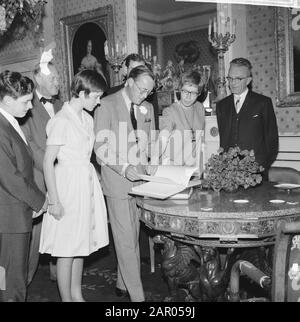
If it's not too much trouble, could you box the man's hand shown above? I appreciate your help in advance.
[32,198,48,219]
[49,201,64,221]
[146,165,158,176]
[125,165,142,182]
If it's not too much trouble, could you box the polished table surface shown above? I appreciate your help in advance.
[136,182,300,247]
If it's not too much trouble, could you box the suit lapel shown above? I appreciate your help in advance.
[116,91,134,132]
[33,92,51,123]
[226,94,235,143]
[53,98,63,114]
[239,91,252,115]
[136,104,146,129]
[0,114,33,156]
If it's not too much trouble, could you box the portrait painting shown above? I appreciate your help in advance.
[72,22,108,85]
[60,5,114,99]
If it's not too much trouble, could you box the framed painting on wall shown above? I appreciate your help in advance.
[275,7,300,107]
[60,5,114,99]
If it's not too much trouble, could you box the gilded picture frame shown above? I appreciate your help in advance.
[59,5,114,98]
[275,7,300,107]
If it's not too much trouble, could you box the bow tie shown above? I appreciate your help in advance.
[40,96,56,105]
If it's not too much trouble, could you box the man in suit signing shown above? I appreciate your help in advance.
[216,58,278,178]
[20,62,63,284]
[94,65,156,302]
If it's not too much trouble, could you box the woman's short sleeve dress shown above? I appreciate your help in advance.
[39,103,109,257]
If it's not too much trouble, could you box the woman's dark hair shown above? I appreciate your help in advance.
[71,69,107,98]
[0,70,34,101]
[180,70,202,90]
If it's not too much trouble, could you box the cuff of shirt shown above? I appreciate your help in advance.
[121,163,130,177]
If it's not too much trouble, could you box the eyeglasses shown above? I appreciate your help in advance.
[181,89,199,97]
[226,76,249,83]
[134,81,153,96]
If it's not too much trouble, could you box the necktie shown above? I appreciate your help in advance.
[235,97,241,113]
[40,96,55,105]
[130,103,137,130]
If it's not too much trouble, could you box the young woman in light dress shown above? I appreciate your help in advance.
[39,70,108,302]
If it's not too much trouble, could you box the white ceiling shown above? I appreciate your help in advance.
[137,0,210,16]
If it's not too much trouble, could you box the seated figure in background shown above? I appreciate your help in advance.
[79,40,107,84]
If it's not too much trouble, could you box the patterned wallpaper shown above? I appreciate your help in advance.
[0,22,37,62]
[0,1,299,134]
[0,0,55,71]
[162,28,217,69]
[246,5,300,134]
[53,0,127,99]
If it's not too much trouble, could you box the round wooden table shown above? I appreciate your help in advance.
[136,182,300,301]
[137,182,300,248]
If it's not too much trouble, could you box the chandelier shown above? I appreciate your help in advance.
[0,0,46,36]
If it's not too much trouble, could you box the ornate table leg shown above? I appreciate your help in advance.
[157,235,237,302]
[157,235,202,301]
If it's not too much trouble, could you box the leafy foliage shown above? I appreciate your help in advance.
[0,1,46,38]
[202,146,264,192]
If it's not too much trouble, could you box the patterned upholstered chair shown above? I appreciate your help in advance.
[269,166,300,184]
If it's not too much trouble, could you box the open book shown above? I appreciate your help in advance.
[131,165,201,199]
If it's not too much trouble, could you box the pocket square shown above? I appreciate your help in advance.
[252,114,259,118]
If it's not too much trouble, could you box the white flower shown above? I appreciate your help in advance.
[40,48,53,76]
[288,263,300,280]
[139,106,148,115]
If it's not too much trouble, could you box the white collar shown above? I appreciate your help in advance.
[0,107,19,127]
[234,88,248,102]
[0,107,28,144]
[36,89,52,101]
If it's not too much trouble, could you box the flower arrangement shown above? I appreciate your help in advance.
[152,57,212,93]
[202,147,264,192]
[0,0,46,37]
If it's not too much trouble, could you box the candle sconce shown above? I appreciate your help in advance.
[104,40,127,73]
[140,43,153,65]
[208,17,236,101]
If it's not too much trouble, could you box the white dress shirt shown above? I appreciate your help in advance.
[234,88,248,114]
[36,90,55,118]
[0,107,28,145]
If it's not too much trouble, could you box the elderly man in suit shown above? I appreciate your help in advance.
[94,65,156,302]
[20,62,63,284]
[216,58,278,178]
[0,71,46,302]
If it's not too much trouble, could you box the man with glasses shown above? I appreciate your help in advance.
[107,53,159,130]
[216,57,278,179]
[94,65,156,302]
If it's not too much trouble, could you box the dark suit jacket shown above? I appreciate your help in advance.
[216,90,279,171]
[0,114,45,233]
[20,91,63,193]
